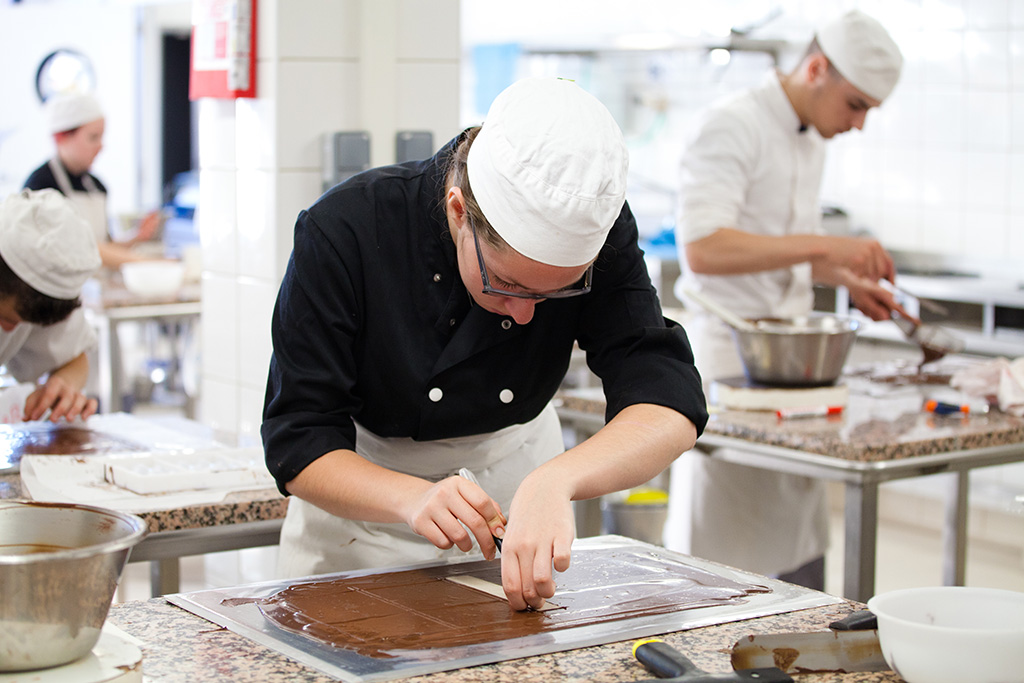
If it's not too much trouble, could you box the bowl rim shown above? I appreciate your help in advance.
[0,500,148,566]
[867,586,1024,634]
[739,313,861,336]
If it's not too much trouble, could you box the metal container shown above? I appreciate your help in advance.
[601,501,668,546]
[0,501,147,672]
[730,314,860,387]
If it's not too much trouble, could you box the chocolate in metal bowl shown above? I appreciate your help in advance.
[730,314,860,387]
[0,501,147,672]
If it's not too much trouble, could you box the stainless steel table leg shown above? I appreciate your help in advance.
[108,319,124,413]
[150,558,181,597]
[843,481,878,603]
[942,471,969,586]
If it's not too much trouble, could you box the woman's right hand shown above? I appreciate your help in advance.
[403,476,506,560]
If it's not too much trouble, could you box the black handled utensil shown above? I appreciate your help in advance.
[633,638,794,682]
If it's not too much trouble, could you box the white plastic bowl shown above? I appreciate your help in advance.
[120,260,185,298]
[867,586,1024,683]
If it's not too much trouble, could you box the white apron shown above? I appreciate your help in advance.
[278,402,565,578]
[49,159,109,244]
[664,312,828,577]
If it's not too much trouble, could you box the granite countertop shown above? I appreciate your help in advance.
[109,598,901,682]
[557,359,1024,463]
[0,473,287,534]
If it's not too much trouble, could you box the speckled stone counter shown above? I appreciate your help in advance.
[0,472,287,535]
[556,362,1024,463]
[109,597,901,682]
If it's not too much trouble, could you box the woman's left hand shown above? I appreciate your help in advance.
[23,376,97,422]
[499,473,576,611]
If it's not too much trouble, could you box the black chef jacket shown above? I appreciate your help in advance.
[24,159,108,196]
[262,135,707,494]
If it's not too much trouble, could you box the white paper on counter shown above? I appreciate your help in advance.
[19,448,275,511]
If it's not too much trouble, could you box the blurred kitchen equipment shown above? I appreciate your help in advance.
[890,311,965,369]
[682,287,756,332]
[867,586,1024,683]
[730,315,860,387]
[120,260,185,298]
[601,488,669,546]
[0,501,147,672]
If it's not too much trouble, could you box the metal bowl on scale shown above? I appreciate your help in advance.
[0,501,147,672]
[730,314,860,387]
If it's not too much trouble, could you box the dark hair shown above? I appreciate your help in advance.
[444,126,508,252]
[0,253,81,325]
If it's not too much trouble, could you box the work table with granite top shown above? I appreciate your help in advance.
[109,597,900,682]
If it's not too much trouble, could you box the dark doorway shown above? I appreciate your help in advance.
[161,33,193,193]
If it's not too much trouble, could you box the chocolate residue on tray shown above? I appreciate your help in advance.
[0,423,145,470]
[257,547,770,658]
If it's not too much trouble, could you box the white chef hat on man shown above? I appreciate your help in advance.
[468,78,629,268]
[45,92,104,134]
[816,9,903,102]
[0,189,101,299]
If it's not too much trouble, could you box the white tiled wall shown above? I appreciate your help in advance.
[196,0,461,442]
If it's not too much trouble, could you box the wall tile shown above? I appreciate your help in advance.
[200,273,239,384]
[1010,152,1024,210]
[275,170,322,280]
[236,169,277,280]
[236,63,278,171]
[919,149,965,208]
[199,375,239,442]
[275,61,361,170]
[878,203,922,251]
[919,30,965,84]
[965,30,1010,87]
[197,169,237,276]
[197,99,237,170]
[1011,31,1024,87]
[921,0,966,29]
[238,384,268,443]
[964,150,1010,209]
[395,62,462,145]
[965,0,1010,29]
[918,207,964,255]
[966,90,1011,151]
[237,277,278,394]
[1014,93,1024,149]
[922,86,965,149]
[278,0,359,60]
[958,208,1009,257]
[397,0,460,61]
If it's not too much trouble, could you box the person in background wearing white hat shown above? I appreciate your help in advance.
[263,77,707,610]
[664,9,910,590]
[0,189,102,421]
[23,92,158,270]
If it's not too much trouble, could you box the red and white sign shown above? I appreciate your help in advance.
[189,0,257,100]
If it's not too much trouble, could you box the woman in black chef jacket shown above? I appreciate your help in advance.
[262,77,708,612]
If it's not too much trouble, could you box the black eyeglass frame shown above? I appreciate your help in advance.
[470,219,594,300]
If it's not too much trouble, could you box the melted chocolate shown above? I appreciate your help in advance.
[255,547,769,658]
[0,423,144,470]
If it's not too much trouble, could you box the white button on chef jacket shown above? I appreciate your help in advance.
[499,389,514,404]
[428,387,443,402]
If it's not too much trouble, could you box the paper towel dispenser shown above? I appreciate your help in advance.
[395,131,433,163]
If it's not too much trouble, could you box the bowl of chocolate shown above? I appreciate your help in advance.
[730,314,859,387]
[0,501,147,672]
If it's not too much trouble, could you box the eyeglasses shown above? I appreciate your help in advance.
[470,219,593,300]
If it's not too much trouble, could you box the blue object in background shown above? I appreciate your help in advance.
[162,170,199,258]
[473,43,521,116]
[639,225,677,261]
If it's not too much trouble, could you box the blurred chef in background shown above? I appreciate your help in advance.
[665,10,905,590]
[263,77,707,611]
[0,189,101,422]
[23,92,158,270]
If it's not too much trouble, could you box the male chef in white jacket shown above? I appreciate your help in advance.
[665,10,905,589]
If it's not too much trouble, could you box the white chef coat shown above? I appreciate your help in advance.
[0,308,98,384]
[278,402,565,578]
[665,71,829,577]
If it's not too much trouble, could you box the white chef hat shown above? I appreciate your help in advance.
[0,189,101,299]
[45,92,104,134]
[816,9,903,101]
[467,78,628,268]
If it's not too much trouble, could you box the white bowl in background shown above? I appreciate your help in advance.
[867,586,1024,683]
[120,260,185,298]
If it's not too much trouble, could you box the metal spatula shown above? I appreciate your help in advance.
[891,311,965,369]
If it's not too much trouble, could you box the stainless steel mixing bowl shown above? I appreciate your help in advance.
[0,500,147,672]
[730,314,860,387]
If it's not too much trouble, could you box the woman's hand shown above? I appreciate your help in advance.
[403,475,506,560]
[23,375,97,422]
[499,473,576,611]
